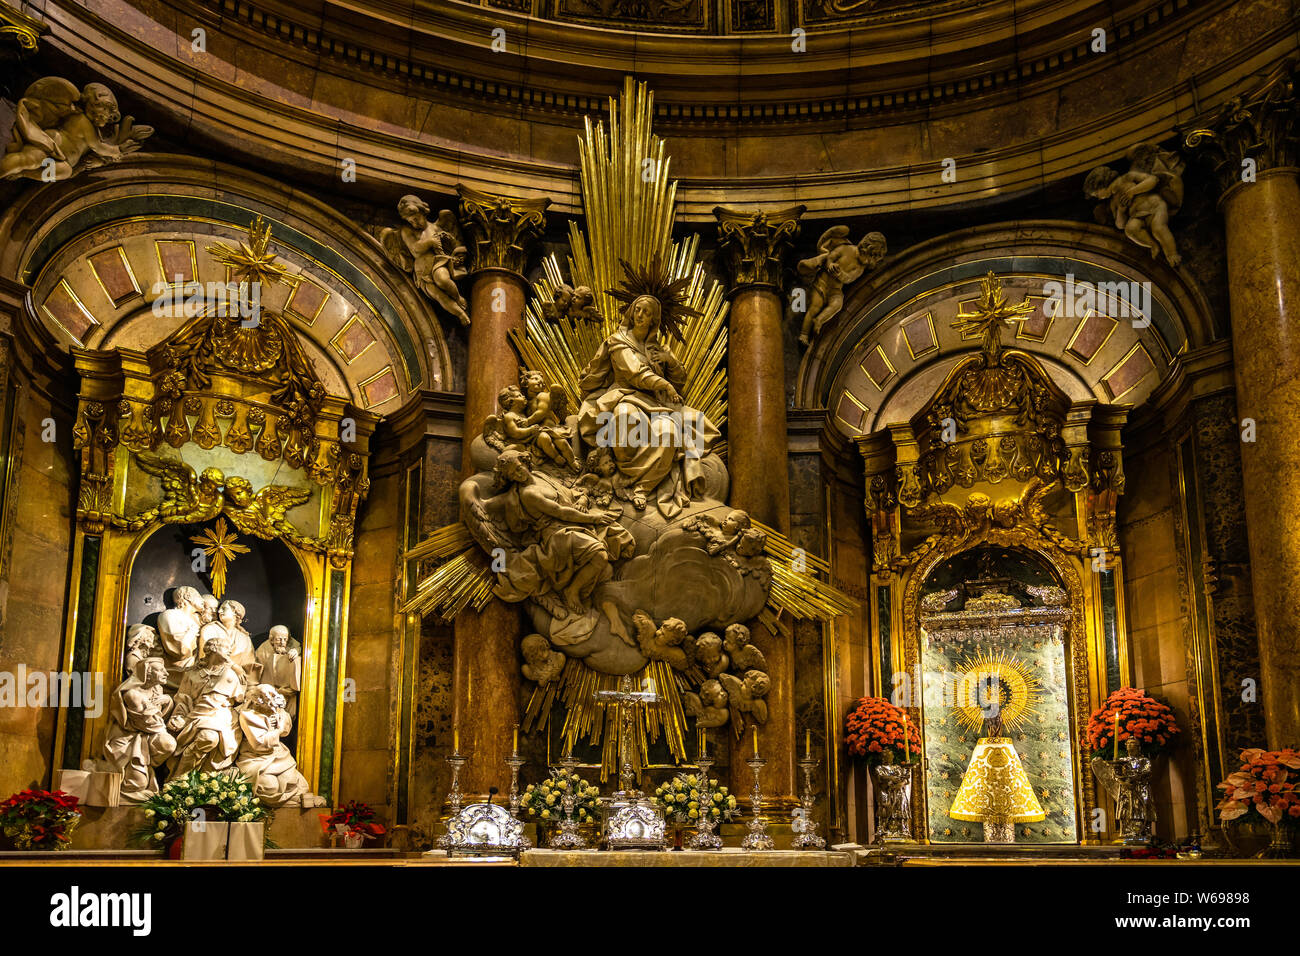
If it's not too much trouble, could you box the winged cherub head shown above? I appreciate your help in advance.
[222,475,255,508]
[198,467,225,498]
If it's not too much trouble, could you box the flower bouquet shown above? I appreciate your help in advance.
[0,789,82,850]
[521,769,600,829]
[135,769,271,859]
[652,773,740,827]
[1084,687,1181,760]
[1215,747,1300,858]
[845,696,921,765]
[324,800,386,848]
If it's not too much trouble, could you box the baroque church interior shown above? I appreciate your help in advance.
[1,0,1299,891]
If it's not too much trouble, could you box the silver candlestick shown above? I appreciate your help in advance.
[741,750,775,851]
[436,749,468,849]
[687,749,723,850]
[792,754,826,849]
[506,751,533,849]
[548,752,589,849]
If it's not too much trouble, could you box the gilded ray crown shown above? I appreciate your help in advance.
[608,253,701,344]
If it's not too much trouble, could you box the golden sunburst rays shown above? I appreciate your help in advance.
[190,516,250,599]
[397,523,494,619]
[523,658,690,781]
[753,520,859,636]
[950,648,1042,734]
[509,77,729,427]
[951,271,1036,363]
[205,214,294,289]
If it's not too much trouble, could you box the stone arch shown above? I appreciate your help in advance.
[0,155,455,411]
[795,221,1218,436]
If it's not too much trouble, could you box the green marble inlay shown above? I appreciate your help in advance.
[61,536,101,768]
[877,584,892,699]
[1099,568,1120,695]
[317,570,346,798]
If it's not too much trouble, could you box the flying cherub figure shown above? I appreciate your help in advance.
[2,79,153,182]
[221,476,313,540]
[380,195,470,324]
[518,369,579,472]
[1085,143,1185,267]
[795,226,887,346]
[631,611,691,671]
[723,623,768,673]
[683,679,730,729]
[719,669,771,734]
[521,633,565,684]
[482,384,540,453]
[541,283,602,324]
[132,454,225,525]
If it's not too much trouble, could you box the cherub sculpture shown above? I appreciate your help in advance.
[682,679,730,729]
[795,226,887,346]
[542,282,602,324]
[719,669,771,732]
[1085,143,1185,267]
[132,454,225,525]
[692,632,729,679]
[237,685,326,807]
[683,509,752,556]
[221,475,312,540]
[631,611,691,671]
[573,447,642,512]
[380,195,470,324]
[521,633,565,684]
[483,384,540,453]
[519,369,580,472]
[98,657,176,803]
[2,78,153,182]
[722,623,768,673]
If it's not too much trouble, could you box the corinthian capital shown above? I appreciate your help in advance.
[455,184,550,275]
[1183,59,1299,196]
[713,204,806,292]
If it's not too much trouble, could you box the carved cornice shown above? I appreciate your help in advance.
[455,185,550,276]
[1183,59,1300,197]
[713,205,805,292]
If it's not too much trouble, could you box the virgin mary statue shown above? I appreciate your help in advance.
[576,294,720,518]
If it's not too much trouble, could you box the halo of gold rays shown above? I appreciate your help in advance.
[190,517,249,599]
[406,77,856,777]
[951,648,1042,733]
[951,271,1036,365]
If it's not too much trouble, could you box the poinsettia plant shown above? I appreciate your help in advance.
[521,769,600,824]
[845,697,922,765]
[652,772,739,825]
[1215,748,1300,827]
[0,789,82,850]
[324,800,386,840]
[1084,687,1181,760]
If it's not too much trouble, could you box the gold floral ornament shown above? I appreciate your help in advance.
[190,516,250,598]
[205,214,294,289]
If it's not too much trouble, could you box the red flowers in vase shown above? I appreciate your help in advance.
[845,697,922,765]
[1084,687,1180,761]
[0,788,83,850]
[322,800,386,841]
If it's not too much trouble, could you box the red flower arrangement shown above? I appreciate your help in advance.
[1215,748,1300,827]
[322,800,386,841]
[1084,687,1180,760]
[0,788,82,850]
[845,697,922,765]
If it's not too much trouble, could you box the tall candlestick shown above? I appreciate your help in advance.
[1112,710,1121,760]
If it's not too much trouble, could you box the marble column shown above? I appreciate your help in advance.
[1185,62,1300,749]
[714,205,804,810]
[450,186,548,798]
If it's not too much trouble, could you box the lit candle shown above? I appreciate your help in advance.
[1112,710,1121,760]
[805,729,812,759]
[701,728,707,758]
[513,725,519,755]
[453,727,459,753]
[752,725,759,755]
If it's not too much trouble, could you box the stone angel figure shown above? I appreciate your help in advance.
[541,282,602,325]
[131,453,225,526]
[380,195,470,324]
[1085,143,1185,267]
[482,373,580,473]
[722,623,768,673]
[220,475,312,540]
[631,611,691,671]
[520,633,565,684]
[2,78,153,182]
[682,679,730,729]
[794,225,887,346]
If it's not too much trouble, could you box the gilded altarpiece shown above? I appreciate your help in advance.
[858,274,1131,843]
[55,230,378,804]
